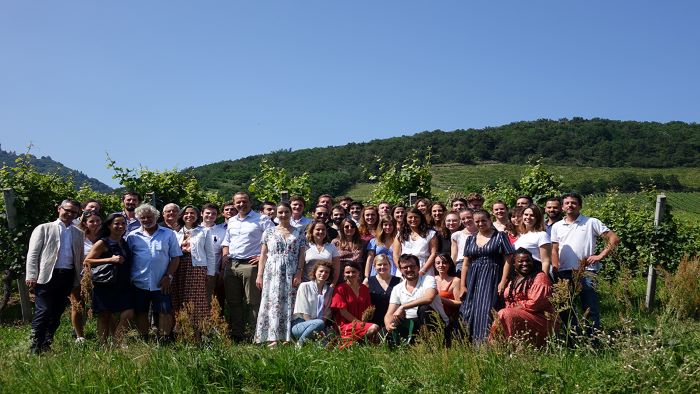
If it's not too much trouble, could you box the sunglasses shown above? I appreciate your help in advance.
[82,209,97,217]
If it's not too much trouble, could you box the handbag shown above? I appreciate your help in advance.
[91,263,118,284]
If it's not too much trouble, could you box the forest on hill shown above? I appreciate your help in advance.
[188,118,700,198]
[0,147,112,192]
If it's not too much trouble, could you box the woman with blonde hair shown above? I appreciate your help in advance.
[365,216,398,278]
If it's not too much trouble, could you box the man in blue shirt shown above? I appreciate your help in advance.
[127,203,182,340]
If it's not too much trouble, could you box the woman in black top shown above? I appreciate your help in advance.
[84,213,134,345]
[367,254,401,327]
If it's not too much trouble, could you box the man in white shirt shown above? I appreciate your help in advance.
[221,192,274,342]
[289,196,312,230]
[551,193,619,334]
[25,199,85,354]
[201,203,227,311]
[385,254,448,344]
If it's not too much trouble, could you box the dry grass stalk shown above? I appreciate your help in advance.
[361,305,375,323]
[662,256,700,320]
[76,268,92,317]
[175,301,197,344]
[200,297,231,346]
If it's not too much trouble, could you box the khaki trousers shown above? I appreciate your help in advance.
[224,259,260,339]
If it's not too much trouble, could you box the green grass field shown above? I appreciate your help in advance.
[346,164,700,222]
[1,273,698,393]
[430,163,700,193]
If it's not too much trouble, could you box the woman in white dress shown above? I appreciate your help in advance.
[255,203,308,345]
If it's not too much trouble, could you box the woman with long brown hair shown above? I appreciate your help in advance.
[393,208,438,276]
[358,205,379,242]
[303,220,340,284]
[332,218,366,272]
[364,216,398,278]
[84,213,133,345]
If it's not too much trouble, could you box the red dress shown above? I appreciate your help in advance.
[331,283,374,346]
[491,271,558,347]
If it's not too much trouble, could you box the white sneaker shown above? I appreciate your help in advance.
[75,337,86,344]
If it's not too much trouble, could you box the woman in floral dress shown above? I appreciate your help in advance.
[255,202,308,345]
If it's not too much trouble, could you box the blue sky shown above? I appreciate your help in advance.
[1,1,698,188]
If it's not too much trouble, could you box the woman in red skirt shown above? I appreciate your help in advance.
[331,261,380,347]
[172,205,215,332]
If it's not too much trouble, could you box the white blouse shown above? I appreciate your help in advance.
[513,231,551,261]
[177,226,216,276]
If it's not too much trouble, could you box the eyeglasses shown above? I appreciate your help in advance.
[343,225,355,229]
[61,206,79,215]
[82,210,97,217]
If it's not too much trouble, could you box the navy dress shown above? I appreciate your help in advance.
[367,276,401,327]
[459,231,514,343]
[92,237,134,314]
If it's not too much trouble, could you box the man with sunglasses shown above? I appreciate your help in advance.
[25,199,85,354]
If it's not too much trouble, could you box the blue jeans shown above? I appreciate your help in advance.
[291,318,325,345]
[556,270,600,335]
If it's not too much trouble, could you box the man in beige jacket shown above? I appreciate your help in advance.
[26,199,85,354]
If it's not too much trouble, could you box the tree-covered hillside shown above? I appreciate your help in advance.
[188,118,700,199]
[0,147,112,192]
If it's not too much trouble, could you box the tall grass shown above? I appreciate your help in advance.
[0,274,698,393]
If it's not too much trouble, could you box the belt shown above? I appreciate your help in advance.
[54,268,75,274]
[231,257,252,264]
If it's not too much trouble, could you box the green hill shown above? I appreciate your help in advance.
[0,147,112,193]
[188,118,700,199]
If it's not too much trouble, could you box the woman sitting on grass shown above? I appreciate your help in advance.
[292,261,334,346]
[366,255,401,328]
[331,261,380,347]
[490,248,557,347]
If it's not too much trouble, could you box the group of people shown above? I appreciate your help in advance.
[24,190,618,353]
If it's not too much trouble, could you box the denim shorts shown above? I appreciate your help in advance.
[133,287,173,314]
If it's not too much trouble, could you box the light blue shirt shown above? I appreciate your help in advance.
[221,210,273,259]
[55,220,74,269]
[127,225,182,291]
[291,216,312,229]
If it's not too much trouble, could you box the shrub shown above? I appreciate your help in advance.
[366,150,436,205]
[587,190,699,273]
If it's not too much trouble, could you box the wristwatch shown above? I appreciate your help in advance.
[166,273,174,280]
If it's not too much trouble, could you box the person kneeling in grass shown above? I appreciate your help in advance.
[331,261,380,348]
[489,248,558,347]
[384,254,449,345]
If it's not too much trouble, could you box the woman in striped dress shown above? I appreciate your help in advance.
[458,209,515,343]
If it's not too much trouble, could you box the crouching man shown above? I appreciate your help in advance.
[384,254,448,344]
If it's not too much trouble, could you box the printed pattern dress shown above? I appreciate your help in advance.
[254,227,307,343]
[491,271,558,347]
[459,231,515,343]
